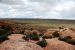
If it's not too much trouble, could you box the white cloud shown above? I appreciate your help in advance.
[1,0,23,5]
[0,0,75,19]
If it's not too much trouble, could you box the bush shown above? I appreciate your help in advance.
[58,36,72,41]
[58,36,75,45]
[22,35,30,41]
[1,26,6,29]
[1,25,11,31]
[59,27,64,29]
[23,32,40,41]
[29,32,39,40]
[43,36,52,39]
[0,25,12,36]
[39,34,44,37]
[52,31,60,38]
[0,35,9,43]
[66,39,75,45]
[0,29,11,36]
[0,29,8,35]
[37,39,47,47]
[5,25,12,31]
[64,36,72,40]
[30,28,33,31]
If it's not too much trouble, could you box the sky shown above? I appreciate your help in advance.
[0,0,75,19]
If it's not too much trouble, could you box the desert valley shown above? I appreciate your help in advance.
[0,19,75,50]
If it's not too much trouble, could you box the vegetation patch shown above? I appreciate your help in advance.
[37,39,47,47]
[58,36,75,45]
[52,31,60,38]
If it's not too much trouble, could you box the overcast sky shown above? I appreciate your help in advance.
[0,0,75,19]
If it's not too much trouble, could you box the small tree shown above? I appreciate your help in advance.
[37,39,47,47]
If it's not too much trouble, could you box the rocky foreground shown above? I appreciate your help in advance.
[0,34,44,50]
[0,34,75,50]
[45,38,75,50]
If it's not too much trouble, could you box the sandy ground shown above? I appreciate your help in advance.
[45,38,75,50]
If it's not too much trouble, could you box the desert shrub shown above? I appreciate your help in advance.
[1,25,11,31]
[64,36,72,40]
[30,28,33,31]
[0,29,8,35]
[1,25,6,29]
[59,27,64,29]
[29,32,39,40]
[37,39,47,47]
[43,35,52,39]
[23,32,40,41]
[0,29,11,36]
[0,35,9,43]
[66,39,75,45]
[5,25,12,32]
[0,25,10,43]
[22,35,30,41]
[20,30,25,34]
[0,25,12,36]
[58,36,75,45]
[52,31,60,38]
[58,36,72,41]
[39,34,44,36]
[58,36,65,41]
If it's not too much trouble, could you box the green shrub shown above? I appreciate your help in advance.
[64,36,72,40]
[52,31,60,38]
[30,28,33,31]
[23,32,40,41]
[66,39,75,45]
[0,29,8,35]
[22,35,30,41]
[43,35,52,39]
[1,25,11,31]
[0,25,12,36]
[37,39,47,47]
[39,34,44,37]
[58,36,65,41]
[58,36,72,41]
[0,35,9,43]
[5,25,12,31]
[29,32,39,40]
[59,27,64,29]
[1,26,6,29]
[58,36,75,45]
[0,29,11,36]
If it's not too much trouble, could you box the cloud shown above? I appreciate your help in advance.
[0,0,23,5]
[0,0,75,19]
